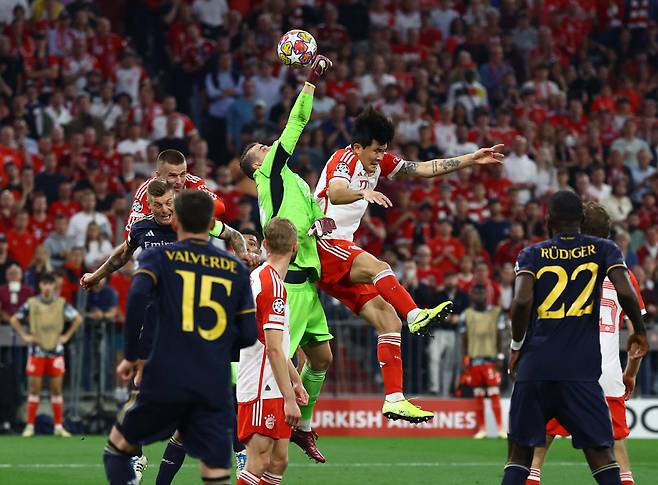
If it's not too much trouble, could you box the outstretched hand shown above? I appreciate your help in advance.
[472,144,505,166]
[307,55,333,84]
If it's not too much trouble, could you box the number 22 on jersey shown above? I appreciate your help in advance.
[176,270,231,341]
[536,262,598,319]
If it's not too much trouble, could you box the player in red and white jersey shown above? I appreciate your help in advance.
[237,218,307,485]
[311,107,504,422]
[527,203,646,485]
[124,149,219,238]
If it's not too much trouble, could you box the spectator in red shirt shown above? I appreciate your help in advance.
[89,17,126,78]
[415,244,443,287]
[429,220,465,275]
[456,255,475,293]
[7,210,38,269]
[0,264,34,323]
[463,260,501,306]
[31,192,54,243]
[637,225,658,265]
[0,190,16,233]
[494,221,526,267]
[460,224,492,266]
[48,181,80,219]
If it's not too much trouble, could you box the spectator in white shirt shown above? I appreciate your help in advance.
[192,0,228,37]
[446,125,478,157]
[90,82,122,130]
[601,178,634,225]
[521,63,561,103]
[395,0,421,41]
[117,122,149,163]
[431,0,459,39]
[67,191,112,247]
[369,0,392,29]
[44,90,72,128]
[611,119,651,169]
[447,69,488,122]
[251,60,284,114]
[357,55,396,101]
[503,136,537,204]
[310,81,336,125]
[83,222,114,269]
[113,51,146,106]
[0,0,29,25]
[588,165,612,202]
[434,105,457,153]
[397,103,426,144]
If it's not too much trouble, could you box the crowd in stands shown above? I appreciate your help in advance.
[0,0,657,396]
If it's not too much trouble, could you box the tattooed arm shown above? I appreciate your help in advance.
[80,241,136,290]
[395,144,505,179]
[218,223,249,259]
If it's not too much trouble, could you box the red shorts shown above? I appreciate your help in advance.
[316,239,379,314]
[237,398,291,443]
[470,363,502,388]
[26,355,65,377]
[546,396,630,440]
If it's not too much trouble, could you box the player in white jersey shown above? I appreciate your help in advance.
[313,107,504,421]
[526,203,645,485]
[236,217,308,485]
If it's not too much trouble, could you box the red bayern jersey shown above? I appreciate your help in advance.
[124,173,217,237]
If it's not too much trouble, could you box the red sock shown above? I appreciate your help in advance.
[372,270,417,320]
[475,394,485,430]
[26,395,39,425]
[620,471,634,484]
[377,333,403,397]
[51,395,63,425]
[237,471,260,485]
[259,472,282,485]
[490,393,503,429]
[526,468,541,483]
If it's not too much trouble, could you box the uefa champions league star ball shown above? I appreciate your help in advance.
[277,29,317,68]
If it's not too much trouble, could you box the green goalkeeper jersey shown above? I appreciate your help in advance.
[254,83,325,281]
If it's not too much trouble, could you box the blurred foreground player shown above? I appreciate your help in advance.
[502,191,648,485]
[526,202,646,485]
[10,272,82,437]
[236,217,309,485]
[102,190,257,485]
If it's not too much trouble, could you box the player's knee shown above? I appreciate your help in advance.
[268,453,288,474]
[370,259,391,278]
[309,352,332,371]
[584,447,617,471]
[508,443,533,467]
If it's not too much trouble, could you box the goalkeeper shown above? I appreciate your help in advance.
[239,55,335,463]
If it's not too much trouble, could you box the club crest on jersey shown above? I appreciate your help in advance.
[335,162,349,175]
[272,298,285,315]
[264,414,276,430]
[131,200,143,213]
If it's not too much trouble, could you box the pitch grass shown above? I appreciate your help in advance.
[0,435,656,484]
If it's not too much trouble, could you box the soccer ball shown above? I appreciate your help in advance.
[277,30,317,68]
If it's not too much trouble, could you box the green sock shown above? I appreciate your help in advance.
[299,363,327,431]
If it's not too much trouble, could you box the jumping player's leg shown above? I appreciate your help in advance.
[525,434,555,484]
[236,434,275,484]
[358,296,434,422]
[299,341,332,431]
[349,251,452,334]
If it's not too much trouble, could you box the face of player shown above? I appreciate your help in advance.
[353,140,387,174]
[243,234,262,257]
[39,281,56,300]
[248,144,272,173]
[157,162,187,192]
[149,191,175,225]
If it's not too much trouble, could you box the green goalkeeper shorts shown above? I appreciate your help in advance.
[285,279,332,357]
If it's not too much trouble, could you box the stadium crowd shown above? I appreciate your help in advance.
[0,0,657,400]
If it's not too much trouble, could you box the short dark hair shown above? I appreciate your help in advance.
[40,272,56,284]
[174,190,214,233]
[241,228,263,246]
[548,190,583,225]
[156,149,186,169]
[239,142,258,179]
[147,178,173,198]
[352,106,394,148]
[581,202,611,239]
